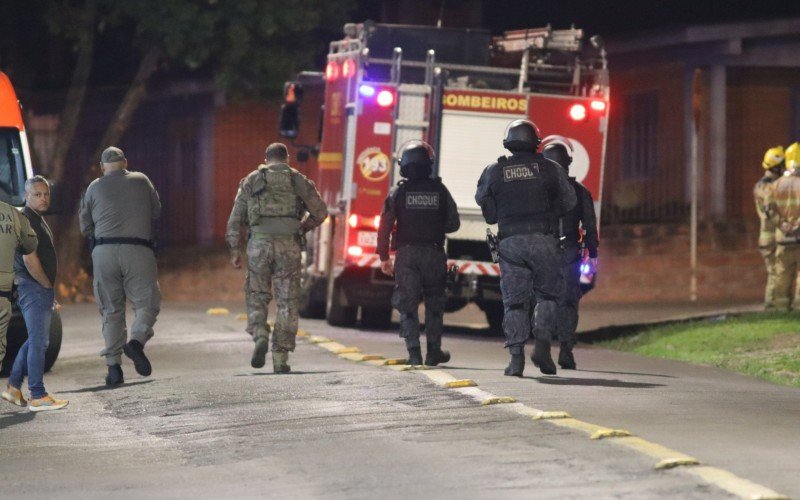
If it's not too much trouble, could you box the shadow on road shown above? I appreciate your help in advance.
[60,380,155,394]
[532,377,665,389]
[0,410,35,429]
[577,369,676,379]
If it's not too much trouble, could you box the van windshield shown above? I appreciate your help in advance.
[0,127,26,206]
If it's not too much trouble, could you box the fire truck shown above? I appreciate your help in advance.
[280,22,608,330]
[0,71,63,375]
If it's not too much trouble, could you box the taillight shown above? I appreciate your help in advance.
[376,90,395,107]
[569,103,587,121]
[347,245,363,257]
[373,215,381,230]
[591,100,607,112]
[325,61,340,82]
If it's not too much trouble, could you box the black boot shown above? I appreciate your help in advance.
[532,339,557,375]
[558,341,576,370]
[424,343,451,366]
[504,348,525,377]
[105,364,124,386]
[407,346,423,366]
[123,340,152,376]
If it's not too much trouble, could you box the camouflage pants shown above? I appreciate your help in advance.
[774,243,800,311]
[391,245,447,349]
[760,247,777,310]
[246,235,301,352]
[499,233,563,351]
[555,247,582,344]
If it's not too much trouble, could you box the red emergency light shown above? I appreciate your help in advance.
[373,215,381,230]
[347,245,364,257]
[569,103,587,121]
[342,59,356,78]
[376,90,395,107]
[591,100,607,112]
[347,214,359,228]
[325,61,340,82]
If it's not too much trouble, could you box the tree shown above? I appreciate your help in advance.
[38,0,356,298]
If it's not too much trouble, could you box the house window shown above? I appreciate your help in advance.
[622,91,659,179]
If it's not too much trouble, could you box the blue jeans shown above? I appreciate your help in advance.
[9,279,54,399]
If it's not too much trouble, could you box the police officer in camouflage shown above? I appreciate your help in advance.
[0,200,37,372]
[475,120,576,377]
[377,140,460,366]
[226,143,327,373]
[542,137,598,370]
[80,146,162,386]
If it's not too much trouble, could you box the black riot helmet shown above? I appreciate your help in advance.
[541,135,574,173]
[398,140,434,179]
[503,119,542,153]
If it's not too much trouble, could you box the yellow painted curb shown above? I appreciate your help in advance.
[687,466,790,500]
[654,457,701,470]
[309,336,333,344]
[533,411,572,420]
[443,379,477,388]
[547,418,610,436]
[319,342,348,352]
[339,353,366,362]
[482,396,517,406]
[384,358,408,365]
[235,314,247,321]
[360,355,385,361]
[611,436,697,464]
[591,429,633,440]
[333,347,361,355]
[206,308,230,315]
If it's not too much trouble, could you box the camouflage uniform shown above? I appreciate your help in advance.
[754,173,779,309]
[226,162,327,358]
[0,202,37,363]
[765,170,800,311]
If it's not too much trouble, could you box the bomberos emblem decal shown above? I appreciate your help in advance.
[357,147,390,182]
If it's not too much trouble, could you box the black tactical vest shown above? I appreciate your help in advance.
[393,178,448,247]
[491,153,557,235]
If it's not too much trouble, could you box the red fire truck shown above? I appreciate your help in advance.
[0,71,63,374]
[280,22,608,330]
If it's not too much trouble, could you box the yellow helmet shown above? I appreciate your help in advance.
[786,142,800,170]
[762,146,785,170]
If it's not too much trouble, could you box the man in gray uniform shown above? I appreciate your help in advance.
[0,200,37,372]
[79,146,162,386]
[475,120,576,377]
[377,140,460,366]
[226,143,327,373]
[542,137,598,370]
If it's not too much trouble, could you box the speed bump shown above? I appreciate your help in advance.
[533,411,572,420]
[590,429,632,440]
[482,396,517,406]
[384,358,408,365]
[339,353,366,362]
[333,346,361,354]
[654,457,701,470]
[443,379,477,388]
[235,314,248,321]
[360,355,384,361]
[309,336,333,344]
[206,308,230,315]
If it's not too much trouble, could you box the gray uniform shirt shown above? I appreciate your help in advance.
[79,169,161,240]
[0,201,38,291]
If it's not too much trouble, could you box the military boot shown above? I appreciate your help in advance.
[424,343,451,366]
[504,347,525,377]
[272,351,291,374]
[558,341,577,370]
[251,337,269,369]
[407,346,423,366]
[532,339,557,375]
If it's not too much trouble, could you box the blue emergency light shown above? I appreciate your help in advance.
[359,85,375,97]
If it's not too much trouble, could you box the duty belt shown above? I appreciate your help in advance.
[93,237,156,249]
[0,289,13,299]
[498,219,554,240]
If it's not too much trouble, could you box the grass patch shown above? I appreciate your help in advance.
[600,312,800,388]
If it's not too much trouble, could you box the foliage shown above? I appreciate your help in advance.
[601,312,800,388]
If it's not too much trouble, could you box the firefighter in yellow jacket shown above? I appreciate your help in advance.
[754,146,785,310]
[765,142,800,311]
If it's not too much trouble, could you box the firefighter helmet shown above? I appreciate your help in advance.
[762,146,785,170]
[541,135,574,171]
[398,140,434,179]
[786,142,800,170]
[503,119,542,152]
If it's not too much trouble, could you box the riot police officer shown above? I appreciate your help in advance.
[377,140,460,366]
[475,120,576,376]
[542,136,598,370]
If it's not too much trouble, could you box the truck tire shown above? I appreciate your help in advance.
[0,307,63,376]
[327,284,357,327]
[360,307,392,330]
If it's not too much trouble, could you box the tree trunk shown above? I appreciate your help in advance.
[50,1,96,184]
[56,46,162,301]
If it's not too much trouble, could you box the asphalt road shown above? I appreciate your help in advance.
[0,301,795,499]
